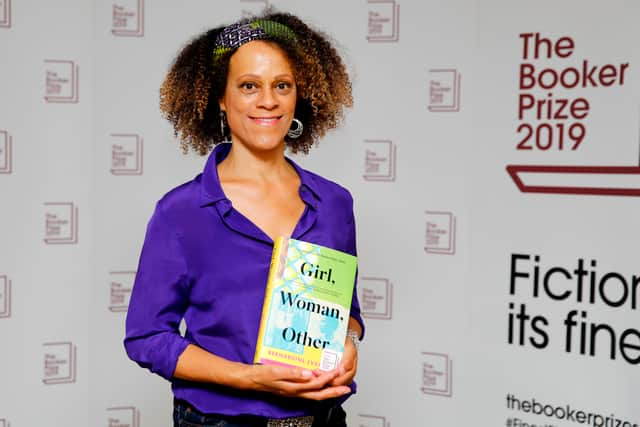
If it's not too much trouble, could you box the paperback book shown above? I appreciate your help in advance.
[254,237,357,371]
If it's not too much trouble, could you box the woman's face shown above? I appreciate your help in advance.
[219,40,297,153]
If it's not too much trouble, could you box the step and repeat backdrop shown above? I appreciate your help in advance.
[0,0,638,426]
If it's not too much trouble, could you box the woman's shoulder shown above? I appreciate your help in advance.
[153,173,205,218]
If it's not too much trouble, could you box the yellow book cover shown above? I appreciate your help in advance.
[254,237,357,371]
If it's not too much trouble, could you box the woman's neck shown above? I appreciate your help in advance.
[218,141,293,182]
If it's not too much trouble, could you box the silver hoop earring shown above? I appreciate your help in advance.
[219,111,229,139]
[287,118,303,139]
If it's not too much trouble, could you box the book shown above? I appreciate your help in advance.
[254,237,358,371]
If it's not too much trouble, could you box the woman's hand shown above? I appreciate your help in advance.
[329,337,358,387]
[246,364,351,400]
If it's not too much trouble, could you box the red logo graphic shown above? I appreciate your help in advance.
[363,140,396,182]
[112,0,144,37]
[0,275,11,318]
[428,69,461,112]
[0,0,11,28]
[357,414,390,427]
[44,202,79,245]
[421,351,453,397]
[359,277,393,320]
[111,133,143,175]
[367,0,399,42]
[109,271,135,312]
[507,165,640,197]
[240,0,268,18]
[509,32,639,197]
[44,60,79,103]
[42,342,77,384]
[107,406,140,427]
[0,130,12,174]
[424,211,456,255]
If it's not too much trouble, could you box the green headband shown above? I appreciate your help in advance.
[213,19,297,61]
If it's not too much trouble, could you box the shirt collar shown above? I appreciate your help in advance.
[200,143,322,209]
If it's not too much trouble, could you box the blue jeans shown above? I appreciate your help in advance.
[173,399,347,427]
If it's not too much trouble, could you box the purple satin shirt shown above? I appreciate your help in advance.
[124,142,364,418]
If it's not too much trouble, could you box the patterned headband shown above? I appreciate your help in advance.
[213,19,297,61]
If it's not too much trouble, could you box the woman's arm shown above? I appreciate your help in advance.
[173,344,352,400]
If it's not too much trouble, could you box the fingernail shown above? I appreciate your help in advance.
[301,370,312,379]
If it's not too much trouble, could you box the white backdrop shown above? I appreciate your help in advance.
[0,1,638,426]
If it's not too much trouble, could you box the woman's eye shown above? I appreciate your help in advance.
[241,82,257,91]
[276,82,292,91]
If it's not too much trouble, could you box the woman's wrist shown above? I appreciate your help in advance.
[346,329,361,352]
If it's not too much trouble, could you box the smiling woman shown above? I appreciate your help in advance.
[124,10,364,427]
[159,12,353,155]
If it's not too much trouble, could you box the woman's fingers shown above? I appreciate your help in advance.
[248,364,348,399]
[329,339,358,386]
[296,385,351,401]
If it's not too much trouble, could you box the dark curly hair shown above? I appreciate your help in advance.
[159,11,353,155]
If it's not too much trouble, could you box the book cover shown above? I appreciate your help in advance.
[254,237,357,371]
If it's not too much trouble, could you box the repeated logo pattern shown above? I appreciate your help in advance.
[421,351,453,397]
[0,275,11,318]
[0,130,12,174]
[357,414,390,427]
[367,0,400,42]
[108,271,136,312]
[363,140,396,182]
[44,60,79,104]
[112,0,144,37]
[0,0,11,28]
[107,406,140,427]
[428,69,462,112]
[44,202,79,245]
[358,277,393,320]
[424,211,456,255]
[42,342,77,385]
[110,134,144,175]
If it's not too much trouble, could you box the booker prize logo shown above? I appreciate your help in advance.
[0,0,11,28]
[44,202,79,244]
[367,0,399,43]
[42,341,77,384]
[240,0,268,18]
[363,140,396,182]
[421,351,453,397]
[109,271,135,312]
[508,32,640,197]
[357,414,390,427]
[0,275,11,318]
[112,0,144,37]
[107,406,140,427]
[428,69,462,112]
[424,211,456,255]
[44,60,79,103]
[111,133,143,175]
[358,277,393,320]
[0,130,13,174]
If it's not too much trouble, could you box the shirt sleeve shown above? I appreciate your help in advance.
[345,199,365,340]
[123,202,191,381]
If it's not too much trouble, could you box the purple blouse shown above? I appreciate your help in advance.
[124,143,364,418]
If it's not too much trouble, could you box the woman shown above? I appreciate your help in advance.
[124,11,364,427]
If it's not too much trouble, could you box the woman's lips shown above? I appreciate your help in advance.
[250,115,283,126]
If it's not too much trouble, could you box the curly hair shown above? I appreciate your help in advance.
[159,11,353,155]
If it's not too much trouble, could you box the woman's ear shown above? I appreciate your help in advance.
[219,98,226,112]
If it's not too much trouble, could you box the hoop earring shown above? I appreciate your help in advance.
[287,118,303,139]
[219,111,229,140]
